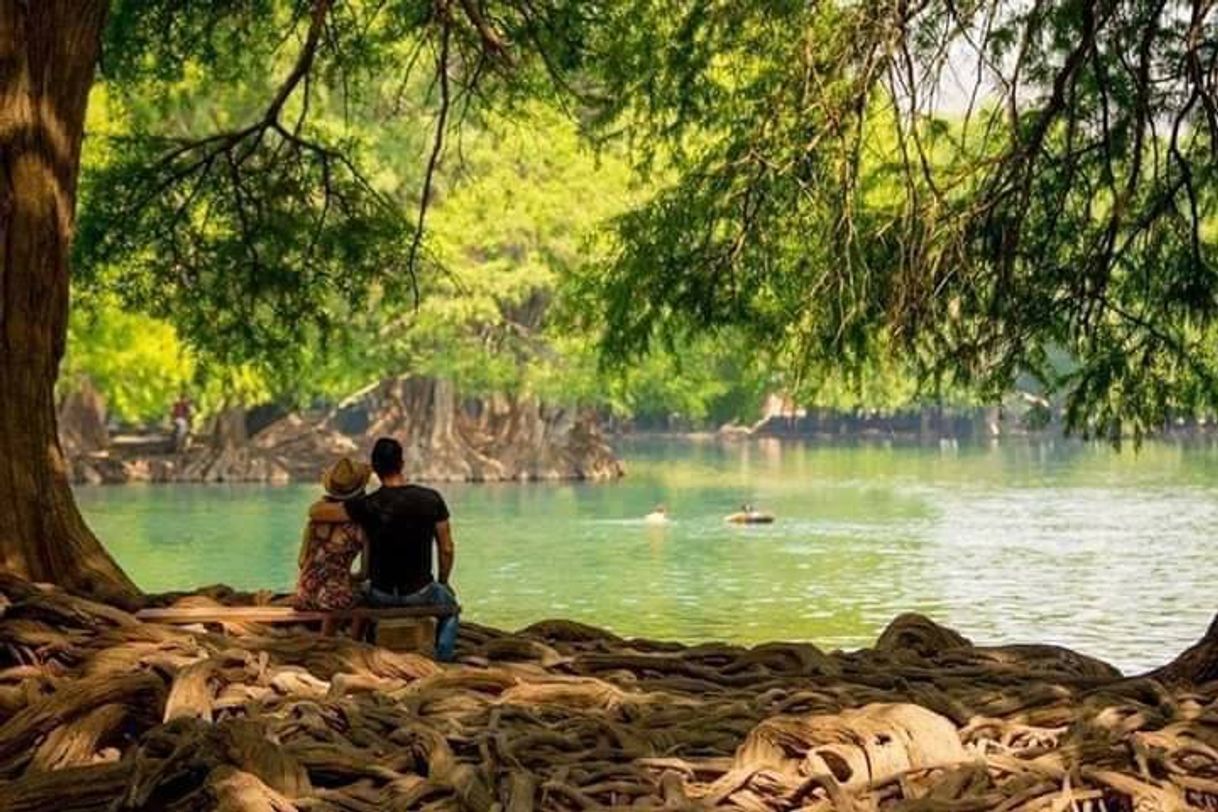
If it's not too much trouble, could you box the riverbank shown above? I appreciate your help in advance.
[1,576,1215,810]
[62,376,625,486]
[619,423,1218,448]
[70,413,624,486]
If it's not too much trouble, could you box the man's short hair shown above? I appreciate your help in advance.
[371,437,404,478]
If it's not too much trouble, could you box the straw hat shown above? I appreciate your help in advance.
[322,457,371,500]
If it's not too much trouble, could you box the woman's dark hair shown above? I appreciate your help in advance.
[371,437,404,477]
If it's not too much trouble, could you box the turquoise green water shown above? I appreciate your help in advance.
[76,439,1218,674]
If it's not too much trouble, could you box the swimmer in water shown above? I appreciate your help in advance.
[644,504,669,523]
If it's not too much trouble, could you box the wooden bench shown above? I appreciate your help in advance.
[136,604,457,642]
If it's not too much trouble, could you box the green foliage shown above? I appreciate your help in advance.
[409,104,640,395]
[67,1,946,429]
[586,0,1218,441]
[75,52,779,426]
[62,303,193,425]
[615,336,773,426]
[76,0,592,385]
[63,301,272,426]
[77,39,412,378]
[70,0,1218,438]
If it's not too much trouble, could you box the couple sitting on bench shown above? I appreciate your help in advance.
[295,437,460,661]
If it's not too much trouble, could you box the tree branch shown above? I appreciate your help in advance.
[405,4,454,304]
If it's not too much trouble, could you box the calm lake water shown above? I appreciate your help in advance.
[76,438,1218,674]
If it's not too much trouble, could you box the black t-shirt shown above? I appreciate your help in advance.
[346,485,450,594]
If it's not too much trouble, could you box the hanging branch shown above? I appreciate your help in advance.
[115,0,387,224]
[404,3,453,304]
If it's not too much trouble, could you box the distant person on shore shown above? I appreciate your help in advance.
[170,392,193,452]
[295,457,370,612]
[310,437,460,661]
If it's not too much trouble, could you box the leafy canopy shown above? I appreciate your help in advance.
[76,0,588,378]
[73,0,790,429]
[68,1,1218,437]
[585,0,1218,440]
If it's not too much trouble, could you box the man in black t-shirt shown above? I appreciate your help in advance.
[311,437,459,660]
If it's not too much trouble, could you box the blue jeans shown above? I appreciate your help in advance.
[364,581,460,662]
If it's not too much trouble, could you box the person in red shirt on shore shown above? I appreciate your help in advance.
[170,392,193,452]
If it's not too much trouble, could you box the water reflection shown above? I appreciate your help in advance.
[76,439,1218,673]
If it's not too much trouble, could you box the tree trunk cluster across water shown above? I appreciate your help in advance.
[1,576,1218,810]
[62,375,624,485]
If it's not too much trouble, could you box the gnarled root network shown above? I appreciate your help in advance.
[0,574,1216,810]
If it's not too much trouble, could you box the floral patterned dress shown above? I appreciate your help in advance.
[294,512,366,611]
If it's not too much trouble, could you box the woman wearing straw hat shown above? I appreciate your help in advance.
[295,457,372,611]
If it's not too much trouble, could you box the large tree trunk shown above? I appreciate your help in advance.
[0,2,138,606]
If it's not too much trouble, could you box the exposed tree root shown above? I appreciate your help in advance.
[0,577,1216,810]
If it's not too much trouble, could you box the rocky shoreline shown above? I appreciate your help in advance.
[64,376,625,486]
[1,576,1217,810]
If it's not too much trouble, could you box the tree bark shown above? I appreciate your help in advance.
[0,1,138,605]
